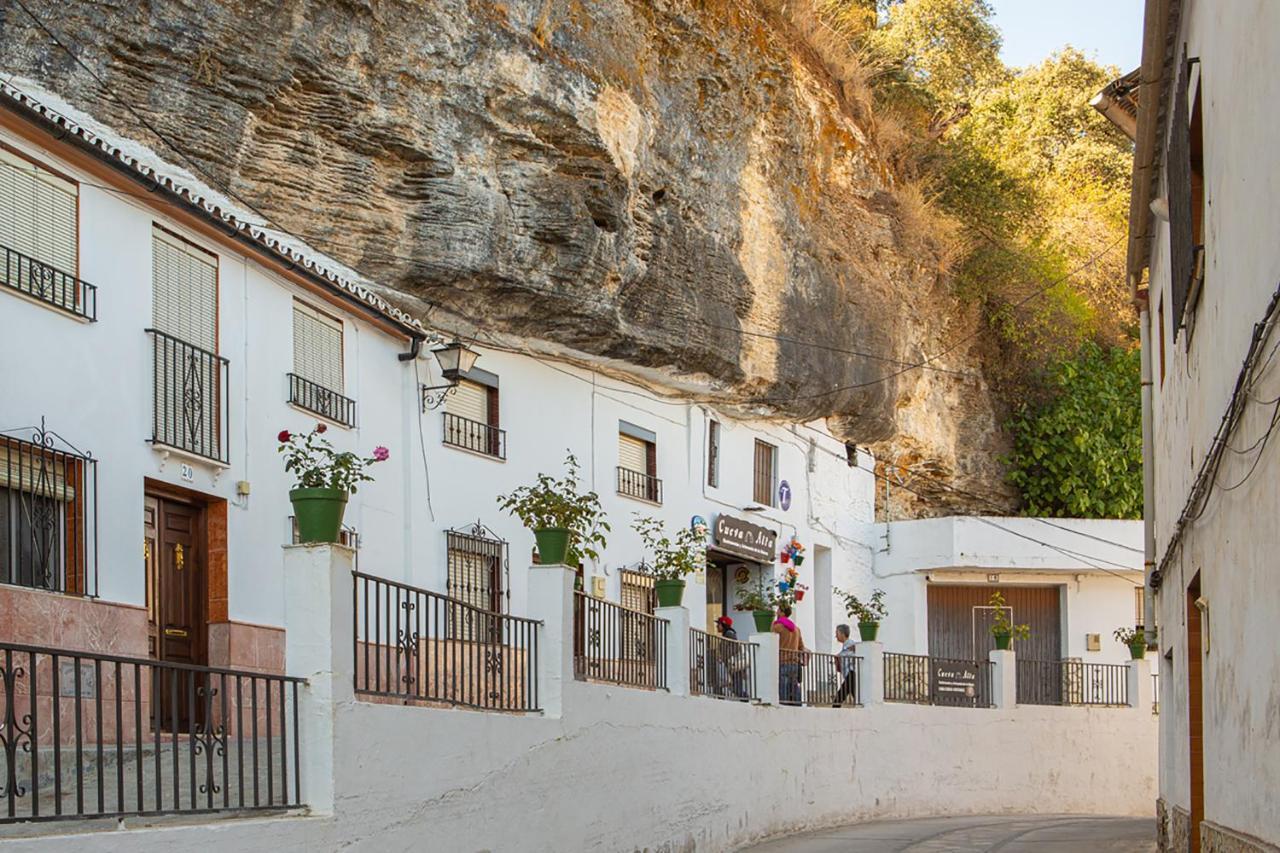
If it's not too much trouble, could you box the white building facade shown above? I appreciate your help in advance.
[1099,1,1280,850]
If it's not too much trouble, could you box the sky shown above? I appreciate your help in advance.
[989,0,1144,72]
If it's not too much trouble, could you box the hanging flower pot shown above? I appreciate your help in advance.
[793,554,805,567]
[795,588,806,602]
[780,551,790,563]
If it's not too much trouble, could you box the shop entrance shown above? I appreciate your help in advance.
[705,550,760,634]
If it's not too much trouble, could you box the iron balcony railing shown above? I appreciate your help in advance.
[0,642,303,824]
[1,244,97,321]
[353,571,540,712]
[573,592,668,690]
[616,466,662,504]
[147,329,230,465]
[442,412,506,460]
[287,373,356,428]
[780,650,860,708]
[1016,659,1129,707]
[883,652,994,708]
[0,421,98,597]
[689,628,757,702]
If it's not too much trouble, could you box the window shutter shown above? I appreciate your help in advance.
[446,379,490,423]
[1168,55,1193,338]
[152,229,217,352]
[0,149,78,277]
[292,302,344,392]
[707,420,720,487]
[753,440,776,506]
[618,433,647,474]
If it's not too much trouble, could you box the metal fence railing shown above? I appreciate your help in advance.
[1017,659,1129,707]
[442,412,506,460]
[689,629,756,702]
[883,653,993,708]
[353,571,540,712]
[573,592,667,690]
[1,243,97,321]
[780,650,860,708]
[616,466,662,504]
[0,642,302,824]
[147,329,230,465]
[287,373,356,428]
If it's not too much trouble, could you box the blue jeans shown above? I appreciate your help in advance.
[780,663,801,703]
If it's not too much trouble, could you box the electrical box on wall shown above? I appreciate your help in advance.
[591,576,606,598]
[1085,633,1101,651]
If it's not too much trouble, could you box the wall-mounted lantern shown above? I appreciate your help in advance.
[420,339,480,410]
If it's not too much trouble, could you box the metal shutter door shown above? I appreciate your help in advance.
[618,433,647,473]
[292,302,344,391]
[152,229,217,351]
[0,149,78,276]
[445,379,489,423]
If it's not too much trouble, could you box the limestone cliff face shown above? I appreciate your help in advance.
[0,0,1015,514]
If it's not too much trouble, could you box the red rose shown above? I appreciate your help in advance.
[315,423,328,434]
[277,430,292,443]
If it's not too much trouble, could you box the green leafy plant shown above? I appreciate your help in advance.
[1005,342,1142,519]
[735,575,791,612]
[835,587,888,624]
[632,515,708,581]
[497,454,610,562]
[277,424,388,492]
[1112,626,1144,646]
[988,590,1030,640]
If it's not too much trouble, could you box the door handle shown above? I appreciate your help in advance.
[174,542,184,571]
[164,627,189,638]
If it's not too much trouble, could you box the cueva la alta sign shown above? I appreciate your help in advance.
[713,514,778,563]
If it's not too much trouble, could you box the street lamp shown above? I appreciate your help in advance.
[420,339,480,410]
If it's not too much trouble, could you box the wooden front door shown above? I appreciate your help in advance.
[144,494,207,730]
[1187,575,1205,853]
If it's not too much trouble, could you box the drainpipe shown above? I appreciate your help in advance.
[1139,305,1157,644]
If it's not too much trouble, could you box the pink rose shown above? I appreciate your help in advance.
[277,430,292,443]
[315,423,328,434]
[372,446,390,462]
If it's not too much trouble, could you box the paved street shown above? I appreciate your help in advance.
[745,815,1156,852]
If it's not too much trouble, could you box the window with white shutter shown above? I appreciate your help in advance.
[618,433,647,474]
[0,148,78,277]
[152,228,217,352]
[445,379,489,424]
[292,301,344,392]
[617,423,660,503]
[442,374,504,458]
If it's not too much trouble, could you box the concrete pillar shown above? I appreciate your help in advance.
[527,563,576,718]
[282,543,355,815]
[854,641,884,705]
[656,605,690,697]
[752,632,780,705]
[1127,657,1151,710]
[989,649,1017,709]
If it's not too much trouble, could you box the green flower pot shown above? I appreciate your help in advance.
[655,578,686,607]
[533,528,571,564]
[290,487,348,544]
[752,609,775,633]
[1129,641,1147,660]
[858,621,880,642]
[993,632,1012,651]
[792,554,804,567]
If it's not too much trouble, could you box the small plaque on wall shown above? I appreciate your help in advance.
[1085,633,1101,651]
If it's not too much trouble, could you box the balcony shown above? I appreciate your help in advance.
[1,243,97,321]
[616,466,662,504]
[442,411,506,460]
[287,373,356,428]
[147,329,229,465]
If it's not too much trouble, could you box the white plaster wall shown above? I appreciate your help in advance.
[2,684,1158,853]
[1144,1,1280,842]
[0,125,876,650]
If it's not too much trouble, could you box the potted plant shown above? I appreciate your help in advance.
[1114,626,1147,659]
[735,582,777,633]
[632,515,708,607]
[835,587,888,641]
[279,424,388,543]
[497,453,609,565]
[988,591,1030,650]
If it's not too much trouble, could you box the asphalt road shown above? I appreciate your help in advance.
[743,815,1157,852]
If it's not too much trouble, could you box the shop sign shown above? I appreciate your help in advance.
[932,661,980,707]
[713,514,778,563]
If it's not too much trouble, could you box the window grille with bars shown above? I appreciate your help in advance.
[445,527,508,641]
[753,439,777,506]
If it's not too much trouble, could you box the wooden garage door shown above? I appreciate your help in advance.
[927,585,1062,662]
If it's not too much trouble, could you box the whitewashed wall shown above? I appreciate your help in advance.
[1143,1,1280,844]
[1,680,1158,853]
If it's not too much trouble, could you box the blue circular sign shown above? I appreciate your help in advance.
[778,480,792,511]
